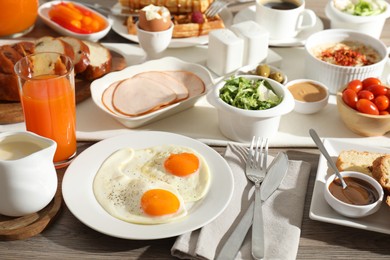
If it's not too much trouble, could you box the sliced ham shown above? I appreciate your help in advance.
[112,77,176,116]
[133,71,189,101]
[163,71,205,98]
[59,37,90,74]
[102,81,122,115]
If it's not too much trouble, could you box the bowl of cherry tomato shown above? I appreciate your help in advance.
[337,77,390,136]
[38,1,112,42]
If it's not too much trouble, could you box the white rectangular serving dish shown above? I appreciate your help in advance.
[309,139,390,234]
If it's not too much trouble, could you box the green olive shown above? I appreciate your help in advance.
[256,64,271,77]
[269,72,284,83]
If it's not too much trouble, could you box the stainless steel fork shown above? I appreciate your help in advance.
[246,136,268,259]
[205,0,230,18]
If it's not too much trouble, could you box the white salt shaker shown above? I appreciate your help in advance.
[230,21,269,66]
[207,29,244,76]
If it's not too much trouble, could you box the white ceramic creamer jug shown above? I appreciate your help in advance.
[0,131,57,217]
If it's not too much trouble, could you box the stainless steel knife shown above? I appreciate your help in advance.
[252,152,289,259]
[216,152,289,260]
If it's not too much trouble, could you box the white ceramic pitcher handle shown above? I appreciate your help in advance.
[297,9,316,31]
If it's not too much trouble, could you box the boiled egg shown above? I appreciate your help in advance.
[138,4,171,32]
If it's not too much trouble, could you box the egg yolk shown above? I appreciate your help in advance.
[141,189,180,216]
[164,153,199,177]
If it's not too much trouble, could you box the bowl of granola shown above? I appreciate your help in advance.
[304,29,388,94]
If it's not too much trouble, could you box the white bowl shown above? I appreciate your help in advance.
[207,75,295,142]
[324,171,384,218]
[304,29,388,94]
[325,1,390,38]
[90,57,214,128]
[38,1,112,42]
[286,79,329,114]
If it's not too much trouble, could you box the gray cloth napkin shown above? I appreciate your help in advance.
[171,143,311,260]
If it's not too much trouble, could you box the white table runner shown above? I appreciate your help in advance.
[1,44,390,148]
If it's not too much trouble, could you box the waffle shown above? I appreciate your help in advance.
[126,14,225,38]
[119,0,212,14]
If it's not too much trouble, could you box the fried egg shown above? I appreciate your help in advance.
[140,145,211,202]
[93,148,187,224]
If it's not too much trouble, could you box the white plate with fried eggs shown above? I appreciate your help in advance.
[62,131,234,239]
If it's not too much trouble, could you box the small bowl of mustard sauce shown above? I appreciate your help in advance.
[324,171,384,218]
[286,79,329,114]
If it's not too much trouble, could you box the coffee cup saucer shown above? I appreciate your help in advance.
[233,5,324,47]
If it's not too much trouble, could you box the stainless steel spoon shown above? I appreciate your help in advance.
[309,128,348,189]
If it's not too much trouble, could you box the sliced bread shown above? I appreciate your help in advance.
[59,37,90,74]
[336,150,387,176]
[34,36,75,61]
[81,41,112,81]
[372,155,390,193]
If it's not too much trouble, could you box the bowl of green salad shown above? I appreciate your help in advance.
[207,75,295,142]
[326,0,390,38]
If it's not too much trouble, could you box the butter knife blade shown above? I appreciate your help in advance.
[260,152,289,202]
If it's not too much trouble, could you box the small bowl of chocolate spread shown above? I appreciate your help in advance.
[324,171,384,218]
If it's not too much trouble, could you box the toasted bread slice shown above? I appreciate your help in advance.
[372,155,390,193]
[336,150,387,176]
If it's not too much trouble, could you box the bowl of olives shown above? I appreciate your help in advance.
[236,63,287,85]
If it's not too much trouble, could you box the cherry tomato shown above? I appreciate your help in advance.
[357,90,374,101]
[362,77,381,89]
[380,111,389,115]
[374,95,389,111]
[342,89,358,109]
[346,79,363,93]
[365,84,388,96]
[356,99,379,115]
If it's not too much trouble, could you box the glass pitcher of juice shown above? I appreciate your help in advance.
[0,0,39,38]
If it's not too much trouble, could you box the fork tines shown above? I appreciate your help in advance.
[248,136,269,170]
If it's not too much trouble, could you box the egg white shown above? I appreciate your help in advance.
[93,148,187,224]
[140,145,211,202]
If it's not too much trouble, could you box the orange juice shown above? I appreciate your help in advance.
[0,0,38,37]
[20,75,76,163]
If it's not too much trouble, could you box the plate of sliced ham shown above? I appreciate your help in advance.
[90,57,214,128]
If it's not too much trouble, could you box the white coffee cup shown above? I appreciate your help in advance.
[255,0,316,40]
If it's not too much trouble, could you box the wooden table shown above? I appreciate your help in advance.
[1,0,390,259]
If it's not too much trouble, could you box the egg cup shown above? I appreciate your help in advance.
[136,22,174,60]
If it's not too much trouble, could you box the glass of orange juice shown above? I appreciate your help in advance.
[0,0,39,38]
[14,52,77,168]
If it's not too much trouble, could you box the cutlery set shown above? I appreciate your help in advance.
[217,138,289,259]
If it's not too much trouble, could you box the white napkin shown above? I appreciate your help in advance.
[171,143,311,260]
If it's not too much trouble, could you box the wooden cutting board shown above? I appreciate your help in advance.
[0,50,127,124]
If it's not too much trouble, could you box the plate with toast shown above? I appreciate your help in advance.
[110,3,233,48]
[309,139,390,234]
